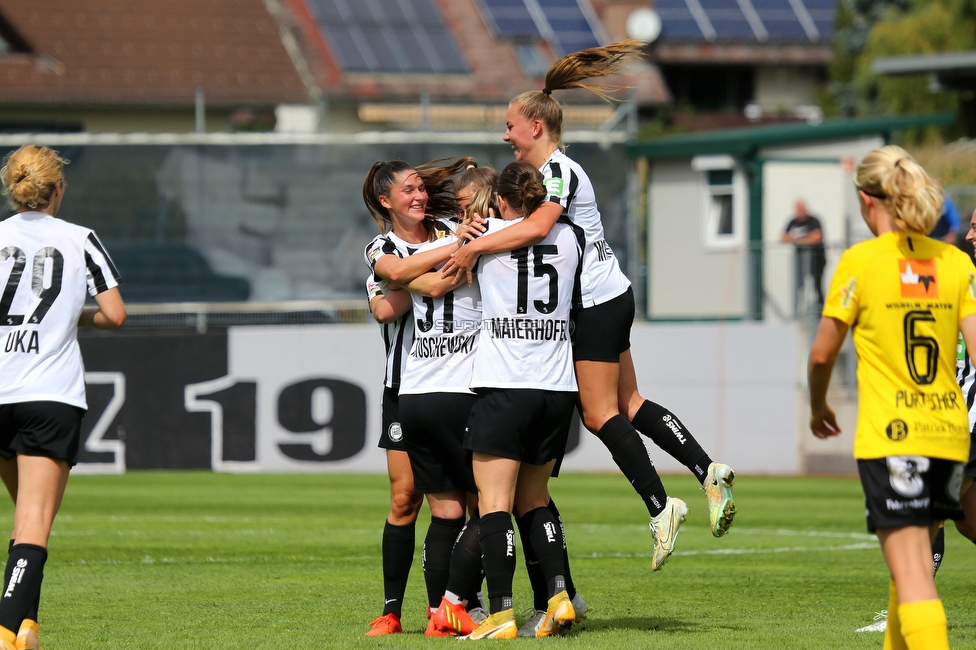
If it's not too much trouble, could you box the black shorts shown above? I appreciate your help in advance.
[399,392,477,495]
[966,422,976,479]
[378,386,407,452]
[0,401,86,467]
[858,456,965,533]
[464,389,576,466]
[571,286,634,362]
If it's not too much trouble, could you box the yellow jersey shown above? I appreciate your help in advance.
[823,232,976,461]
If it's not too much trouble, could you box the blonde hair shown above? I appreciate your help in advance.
[1,145,68,211]
[511,39,645,148]
[854,145,943,235]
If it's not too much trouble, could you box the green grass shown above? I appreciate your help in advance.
[16,472,976,648]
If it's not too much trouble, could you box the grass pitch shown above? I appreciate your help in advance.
[18,471,976,648]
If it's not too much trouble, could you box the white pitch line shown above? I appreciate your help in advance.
[577,542,878,560]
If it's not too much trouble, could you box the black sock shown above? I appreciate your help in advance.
[423,516,465,610]
[0,544,46,635]
[596,415,668,517]
[546,498,576,600]
[522,506,567,599]
[516,512,549,611]
[932,527,945,577]
[445,516,484,607]
[632,400,712,484]
[479,511,515,614]
[381,521,415,617]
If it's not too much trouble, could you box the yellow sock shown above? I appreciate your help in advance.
[884,579,908,650]
[898,599,948,650]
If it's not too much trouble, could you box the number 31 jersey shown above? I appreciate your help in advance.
[823,232,976,462]
[471,218,582,391]
[0,212,121,409]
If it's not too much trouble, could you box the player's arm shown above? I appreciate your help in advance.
[79,287,126,329]
[373,245,457,286]
[441,202,562,282]
[807,315,848,438]
[402,270,464,299]
[369,289,411,324]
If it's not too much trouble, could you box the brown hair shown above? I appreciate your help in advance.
[511,39,645,148]
[457,164,498,195]
[854,145,942,235]
[497,161,546,218]
[362,157,475,238]
[1,145,68,211]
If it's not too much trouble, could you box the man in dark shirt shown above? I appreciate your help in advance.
[782,200,825,315]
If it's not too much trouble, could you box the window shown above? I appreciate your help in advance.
[701,168,744,250]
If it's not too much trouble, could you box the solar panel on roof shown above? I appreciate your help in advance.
[656,0,835,43]
[308,0,468,74]
[479,0,602,55]
[480,0,542,38]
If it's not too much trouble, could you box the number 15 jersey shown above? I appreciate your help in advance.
[471,217,583,391]
[823,232,976,462]
[0,212,121,409]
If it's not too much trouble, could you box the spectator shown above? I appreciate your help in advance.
[782,199,826,314]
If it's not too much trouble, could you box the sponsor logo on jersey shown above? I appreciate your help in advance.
[544,177,567,198]
[886,455,928,497]
[840,277,857,309]
[899,260,938,298]
[968,272,976,302]
[886,419,909,441]
[388,422,403,443]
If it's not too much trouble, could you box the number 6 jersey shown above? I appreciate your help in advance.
[0,212,121,409]
[471,217,583,391]
[823,232,976,462]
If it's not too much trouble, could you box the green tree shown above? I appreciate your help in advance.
[826,0,975,140]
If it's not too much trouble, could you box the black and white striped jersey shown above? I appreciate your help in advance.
[366,272,412,390]
[957,334,976,433]
[0,212,121,408]
[471,217,581,391]
[540,149,630,309]
[399,236,481,395]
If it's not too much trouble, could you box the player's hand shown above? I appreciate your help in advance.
[441,245,479,286]
[455,215,486,241]
[810,406,841,439]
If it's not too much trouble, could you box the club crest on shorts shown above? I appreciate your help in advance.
[946,463,964,503]
[885,419,908,441]
[887,456,929,498]
[388,422,403,443]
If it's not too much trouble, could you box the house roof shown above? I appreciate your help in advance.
[0,0,310,108]
[281,0,670,106]
[626,113,958,159]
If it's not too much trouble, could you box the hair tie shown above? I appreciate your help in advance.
[466,164,476,170]
[542,88,552,96]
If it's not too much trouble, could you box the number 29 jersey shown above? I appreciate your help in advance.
[0,212,122,409]
[823,232,976,462]
[471,218,582,391]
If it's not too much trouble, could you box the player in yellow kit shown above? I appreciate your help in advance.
[808,145,976,650]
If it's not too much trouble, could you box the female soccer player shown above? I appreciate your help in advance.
[442,40,735,569]
[361,157,473,636]
[459,161,582,640]
[396,222,481,637]
[809,145,976,649]
[363,274,420,637]
[0,145,125,650]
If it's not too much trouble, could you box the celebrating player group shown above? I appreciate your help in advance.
[361,40,737,639]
